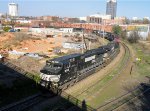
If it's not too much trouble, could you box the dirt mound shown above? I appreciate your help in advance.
[10,56,45,74]
[0,32,14,42]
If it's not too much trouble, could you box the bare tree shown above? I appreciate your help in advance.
[127,30,140,43]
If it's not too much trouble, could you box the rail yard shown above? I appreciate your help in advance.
[1,0,150,110]
[0,29,150,111]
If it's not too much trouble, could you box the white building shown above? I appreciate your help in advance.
[132,17,139,21]
[89,14,111,20]
[78,17,87,21]
[16,20,31,24]
[126,25,150,40]
[8,3,18,17]
[144,17,150,20]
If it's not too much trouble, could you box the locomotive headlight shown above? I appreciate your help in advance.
[49,75,61,82]
[40,73,61,82]
[40,73,51,81]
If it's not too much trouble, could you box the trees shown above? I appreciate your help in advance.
[112,25,122,36]
[143,18,150,24]
[121,30,127,40]
[125,18,130,24]
[3,26,11,32]
[127,30,140,43]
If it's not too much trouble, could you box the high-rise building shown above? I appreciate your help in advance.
[106,0,117,19]
[8,3,18,17]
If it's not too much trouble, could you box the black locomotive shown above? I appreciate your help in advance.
[40,38,119,92]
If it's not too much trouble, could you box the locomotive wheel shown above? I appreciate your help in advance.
[107,59,111,64]
[102,63,106,67]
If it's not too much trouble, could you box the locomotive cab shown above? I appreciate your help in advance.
[40,60,63,87]
[41,61,63,75]
[40,53,81,88]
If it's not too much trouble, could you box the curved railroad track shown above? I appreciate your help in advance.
[95,42,131,110]
[0,42,131,111]
[67,42,130,100]
[95,43,150,111]
[97,83,150,111]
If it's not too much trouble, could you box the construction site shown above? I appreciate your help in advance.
[1,24,150,111]
[0,28,107,85]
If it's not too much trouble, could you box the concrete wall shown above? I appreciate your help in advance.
[59,28,74,33]
[29,28,60,35]
[122,25,150,40]
[62,42,85,50]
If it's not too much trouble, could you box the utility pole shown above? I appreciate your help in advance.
[82,28,84,54]
[82,28,87,53]
[102,20,105,45]
[103,29,105,45]
[89,41,91,50]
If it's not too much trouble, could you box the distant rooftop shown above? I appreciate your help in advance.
[8,3,17,5]
[107,0,117,2]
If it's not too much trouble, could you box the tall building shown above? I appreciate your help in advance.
[8,3,18,17]
[106,0,117,19]
[0,20,2,31]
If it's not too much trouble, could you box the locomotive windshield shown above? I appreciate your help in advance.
[46,61,62,69]
[41,61,63,75]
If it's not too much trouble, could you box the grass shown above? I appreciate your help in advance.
[94,41,150,110]
[97,87,142,111]
[73,46,130,107]
[132,43,150,77]
[69,41,149,109]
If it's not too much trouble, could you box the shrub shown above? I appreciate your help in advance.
[127,31,140,43]
[121,30,127,40]
[112,25,122,36]
[3,27,11,32]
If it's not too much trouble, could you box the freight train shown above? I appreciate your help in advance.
[40,36,120,93]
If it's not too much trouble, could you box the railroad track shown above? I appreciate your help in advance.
[0,93,44,111]
[95,43,149,111]
[112,85,150,111]
[70,42,130,99]
[0,60,55,111]
[96,83,150,111]
[55,42,130,111]
[0,42,131,111]
[95,42,131,110]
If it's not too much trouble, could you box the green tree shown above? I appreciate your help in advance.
[3,26,11,32]
[112,25,122,36]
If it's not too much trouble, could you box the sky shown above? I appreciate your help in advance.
[0,0,150,19]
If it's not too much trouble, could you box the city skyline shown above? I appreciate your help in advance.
[106,0,117,19]
[0,0,150,19]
